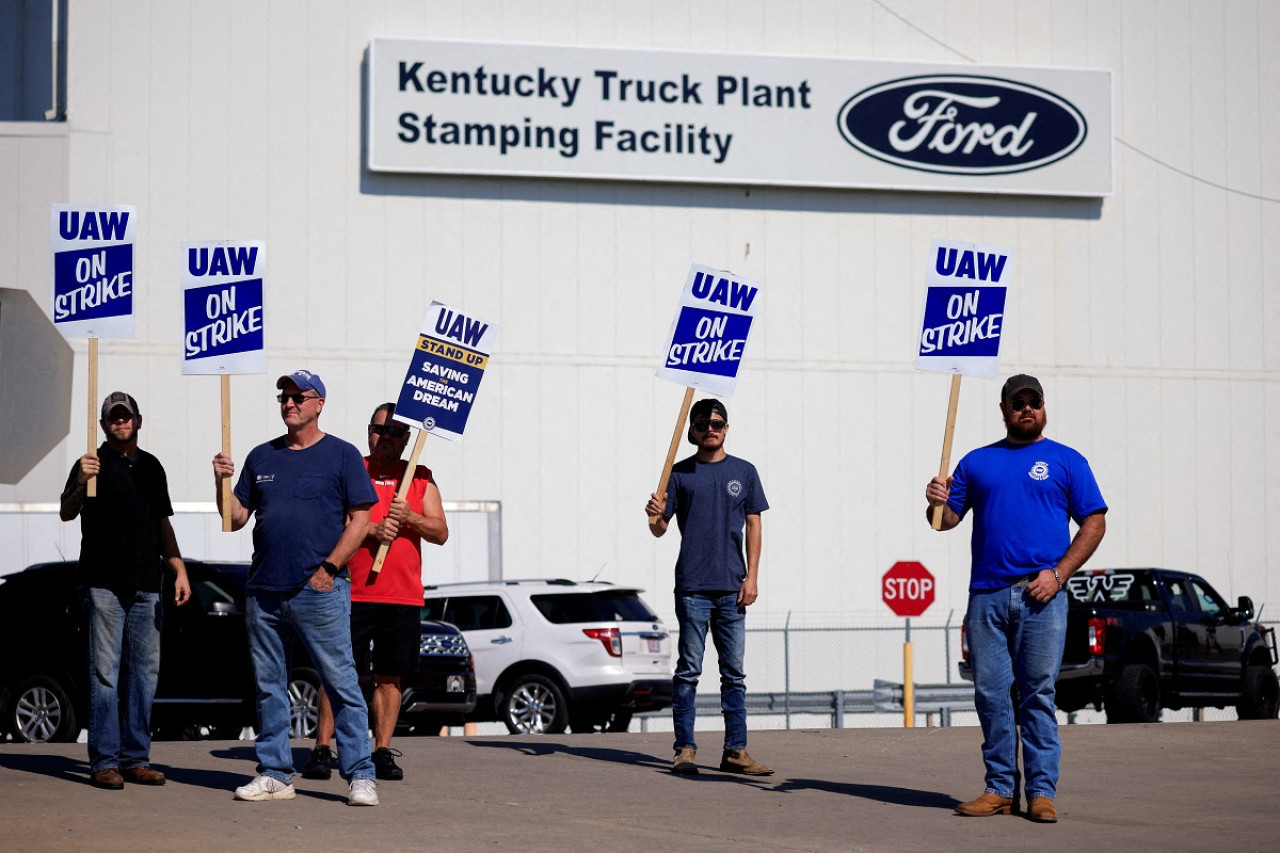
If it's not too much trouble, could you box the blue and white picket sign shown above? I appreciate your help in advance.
[655,263,762,397]
[392,301,497,442]
[51,205,137,339]
[914,239,1013,379]
[180,241,266,374]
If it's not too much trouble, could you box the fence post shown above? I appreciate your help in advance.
[783,611,792,730]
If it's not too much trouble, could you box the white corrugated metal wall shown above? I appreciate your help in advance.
[1,1,1276,626]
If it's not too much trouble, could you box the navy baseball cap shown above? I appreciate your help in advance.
[276,370,326,398]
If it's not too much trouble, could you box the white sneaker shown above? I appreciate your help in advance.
[234,774,296,801]
[348,777,379,806]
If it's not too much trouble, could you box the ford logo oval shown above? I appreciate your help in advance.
[837,75,1087,175]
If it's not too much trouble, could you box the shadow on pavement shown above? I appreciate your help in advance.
[771,777,959,809]
[0,751,89,784]
[462,738,670,770]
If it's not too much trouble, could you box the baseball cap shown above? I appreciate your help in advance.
[276,370,326,398]
[100,391,140,420]
[1000,374,1044,402]
[690,398,728,422]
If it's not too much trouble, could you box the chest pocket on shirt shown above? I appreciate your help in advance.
[295,473,328,500]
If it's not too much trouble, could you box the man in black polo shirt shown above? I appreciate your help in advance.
[60,391,190,790]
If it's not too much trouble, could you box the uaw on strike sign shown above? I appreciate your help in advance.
[656,264,761,397]
[392,301,496,442]
[51,205,136,339]
[915,239,1012,380]
[181,241,266,374]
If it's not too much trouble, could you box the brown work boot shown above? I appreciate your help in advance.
[719,749,773,776]
[89,768,124,790]
[672,748,698,775]
[955,791,1013,816]
[121,765,166,785]
[1028,796,1058,823]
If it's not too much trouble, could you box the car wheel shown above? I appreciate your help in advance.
[1237,664,1280,719]
[8,675,78,743]
[500,674,568,735]
[1108,663,1160,723]
[288,667,321,739]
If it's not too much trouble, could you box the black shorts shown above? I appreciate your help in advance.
[350,602,421,679]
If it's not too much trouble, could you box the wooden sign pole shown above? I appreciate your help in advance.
[220,374,233,531]
[649,386,695,530]
[930,374,962,530]
[86,336,98,497]
[370,428,428,575]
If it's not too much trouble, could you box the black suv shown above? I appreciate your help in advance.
[0,560,476,742]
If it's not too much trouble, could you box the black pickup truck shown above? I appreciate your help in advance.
[961,568,1279,723]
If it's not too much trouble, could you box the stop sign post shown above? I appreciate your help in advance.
[883,561,936,728]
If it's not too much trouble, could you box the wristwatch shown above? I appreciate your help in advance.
[319,560,339,576]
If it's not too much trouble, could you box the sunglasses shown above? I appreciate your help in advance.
[1008,396,1044,411]
[277,392,320,405]
[369,423,410,438]
[692,419,728,432]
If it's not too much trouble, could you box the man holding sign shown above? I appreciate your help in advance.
[924,374,1107,822]
[646,398,772,777]
[212,370,380,807]
[60,391,190,790]
[304,402,449,783]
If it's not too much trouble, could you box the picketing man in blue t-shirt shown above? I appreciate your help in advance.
[212,370,381,807]
[646,398,772,777]
[925,374,1107,823]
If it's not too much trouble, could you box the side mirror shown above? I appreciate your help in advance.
[1233,596,1255,622]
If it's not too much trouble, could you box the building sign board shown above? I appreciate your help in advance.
[368,38,1112,197]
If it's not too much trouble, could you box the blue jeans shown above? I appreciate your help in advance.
[672,591,748,752]
[965,584,1068,801]
[246,579,373,783]
[86,588,162,773]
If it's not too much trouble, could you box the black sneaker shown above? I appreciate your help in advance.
[372,747,404,781]
[301,745,333,780]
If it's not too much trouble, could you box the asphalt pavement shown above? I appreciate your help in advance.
[1,720,1277,852]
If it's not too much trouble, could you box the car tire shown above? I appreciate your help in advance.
[1108,663,1160,724]
[288,667,321,739]
[1237,664,1280,720]
[500,674,568,735]
[7,675,79,743]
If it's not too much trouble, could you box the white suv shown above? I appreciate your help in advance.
[422,579,673,734]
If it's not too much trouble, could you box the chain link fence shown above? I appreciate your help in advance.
[632,613,1244,734]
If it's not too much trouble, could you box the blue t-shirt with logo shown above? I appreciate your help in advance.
[234,434,378,591]
[947,438,1107,590]
[663,454,769,593]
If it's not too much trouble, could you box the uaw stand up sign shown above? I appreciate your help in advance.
[916,238,1013,529]
[51,205,137,498]
[377,301,497,572]
[648,264,762,529]
[182,240,267,531]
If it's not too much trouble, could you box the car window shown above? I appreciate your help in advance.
[440,595,512,631]
[1164,578,1196,616]
[1189,579,1226,617]
[530,591,657,624]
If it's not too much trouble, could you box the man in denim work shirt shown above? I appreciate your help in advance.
[212,370,380,807]
[925,374,1107,823]
[646,398,772,777]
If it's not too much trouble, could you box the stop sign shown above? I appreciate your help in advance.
[882,561,936,617]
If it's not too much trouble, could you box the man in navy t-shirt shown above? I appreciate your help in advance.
[213,370,380,807]
[925,374,1107,823]
[646,398,772,777]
